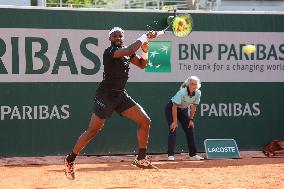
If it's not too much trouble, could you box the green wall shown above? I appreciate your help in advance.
[0,7,283,156]
[1,83,283,156]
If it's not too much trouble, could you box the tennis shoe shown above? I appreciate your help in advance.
[64,157,76,180]
[132,158,158,170]
[189,154,204,161]
[167,156,175,161]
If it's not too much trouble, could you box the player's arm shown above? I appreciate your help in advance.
[113,41,142,58]
[130,42,149,69]
[113,34,148,58]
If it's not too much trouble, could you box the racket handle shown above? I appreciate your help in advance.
[156,30,165,36]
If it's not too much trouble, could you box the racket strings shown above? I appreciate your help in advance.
[172,14,193,37]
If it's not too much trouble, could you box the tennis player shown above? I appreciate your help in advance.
[64,27,158,180]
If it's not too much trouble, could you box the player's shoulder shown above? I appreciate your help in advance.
[104,46,118,57]
[106,45,125,53]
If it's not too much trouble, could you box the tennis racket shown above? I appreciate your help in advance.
[157,14,194,38]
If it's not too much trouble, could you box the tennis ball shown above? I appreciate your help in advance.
[242,44,256,55]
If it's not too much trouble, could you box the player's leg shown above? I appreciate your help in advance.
[165,101,177,160]
[73,113,106,154]
[121,104,151,157]
[65,89,114,179]
[64,113,106,180]
[116,91,157,169]
[121,104,158,169]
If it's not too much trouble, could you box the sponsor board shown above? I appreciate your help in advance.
[0,105,70,120]
[0,29,283,82]
[204,139,240,159]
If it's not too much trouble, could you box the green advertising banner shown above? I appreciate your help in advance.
[146,41,172,72]
[0,7,283,156]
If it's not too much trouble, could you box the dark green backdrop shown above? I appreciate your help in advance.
[0,7,283,156]
[1,83,283,156]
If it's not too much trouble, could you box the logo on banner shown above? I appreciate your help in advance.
[146,41,172,72]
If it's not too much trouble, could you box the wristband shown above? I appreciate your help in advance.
[141,51,148,60]
[189,118,194,121]
[137,34,147,43]
[156,31,165,36]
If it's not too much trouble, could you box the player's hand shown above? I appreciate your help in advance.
[170,122,178,132]
[141,42,149,53]
[147,31,157,39]
[188,120,194,128]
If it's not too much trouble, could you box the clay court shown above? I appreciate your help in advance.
[1,151,283,189]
